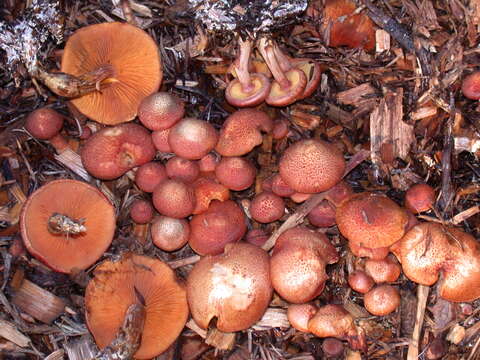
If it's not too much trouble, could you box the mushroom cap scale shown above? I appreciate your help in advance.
[61,22,162,125]
[20,180,115,273]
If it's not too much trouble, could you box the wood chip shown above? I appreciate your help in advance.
[205,328,236,350]
[0,319,30,347]
[375,29,391,53]
[336,83,377,106]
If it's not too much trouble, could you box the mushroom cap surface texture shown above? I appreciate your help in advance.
[20,180,115,273]
[85,253,188,359]
[61,22,161,125]
[186,242,272,332]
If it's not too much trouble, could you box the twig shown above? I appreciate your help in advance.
[438,94,455,217]
[168,255,200,269]
[407,284,429,360]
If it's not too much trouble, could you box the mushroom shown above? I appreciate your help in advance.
[130,199,154,224]
[347,270,375,294]
[214,156,256,191]
[462,70,480,100]
[186,242,272,332]
[225,39,271,107]
[322,338,345,358]
[198,153,219,174]
[151,216,190,252]
[192,176,230,215]
[249,192,285,223]
[363,284,400,316]
[364,255,401,284]
[152,179,196,219]
[270,227,339,303]
[138,92,185,131]
[404,183,435,214]
[151,128,173,153]
[81,123,156,180]
[215,109,273,157]
[20,179,115,273]
[279,139,346,193]
[85,253,188,359]
[134,161,168,193]
[25,107,69,152]
[287,303,318,332]
[189,200,247,255]
[61,22,162,125]
[168,118,218,160]
[272,118,290,140]
[245,228,269,247]
[308,200,336,228]
[271,174,295,197]
[166,156,200,184]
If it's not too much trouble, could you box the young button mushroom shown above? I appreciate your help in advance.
[347,270,375,294]
[215,156,256,191]
[85,253,188,359]
[462,71,480,100]
[249,192,285,224]
[130,199,154,224]
[363,284,400,316]
[138,92,185,131]
[152,179,196,219]
[151,128,173,153]
[168,118,218,160]
[61,22,162,125]
[225,39,271,107]
[20,180,115,273]
[151,216,190,252]
[308,200,337,228]
[25,107,68,152]
[404,183,435,214]
[270,226,339,303]
[364,255,401,284]
[166,156,200,184]
[215,109,273,157]
[279,139,346,194]
[187,242,272,332]
[81,123,156,180]
[134,161,168,193]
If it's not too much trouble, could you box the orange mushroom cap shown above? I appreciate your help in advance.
[214,156,256,191]
[61,22,162,125]
[404,183,435,214]
[462,71,480,100]
[249,191,285,224]
[151,216,190,252]
[348,241,390,260]
[168,118,218,160]
[85,253,188,359]
[287,303,319,333]
[279,139,346,194]
[364,255,401,284]
[152,179,196,219]
[20,180,115,273]
[134,161,168,193]
[25,107,64,140]
[363,284,400,316]
[138,92,185,131]
[336,192,409,249]
[186,242,272,332]
[348,270,375,294]
[192,176,230,215]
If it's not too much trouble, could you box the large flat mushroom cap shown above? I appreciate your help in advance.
[20,179,115,273]
[85,254,188,359]
[61,22,162,125]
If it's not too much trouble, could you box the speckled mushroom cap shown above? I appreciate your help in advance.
[400,222,480,302]
[336,192,409,249]
[279,139,345,194]
[186,242,272,332]
[61,22,161,125]
[85,253,188,359]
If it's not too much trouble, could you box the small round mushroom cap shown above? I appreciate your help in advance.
[308,304,356,339]
[189,200,247,256]
[187,242,272,332]
[271,226,339,303]
[135,162,168,193]
[166,156,200,184]
[271,174,295,197]
[348,270,375,294]
[25,108,64,140]
[81,123,156,180]
[308,200,336,228]
[168,118,218,160]
[130,199,154,224]
[85,253,188,359]
[279,139,346,194]
[405,183,435,213]
[151,216,190,252]
[216,109,272,157]
[138,92,185,131]
[322,338,345,358]
[336,193,409,249]
[249,192,285,223]
[20,180,115,273]
[287,303,318,333]
[364,256,401,284]
[325,180,354,207]
[152,128,172,153]
[152,179,196,219]
[363,285,400,316]
[215,156,256,191]
[192,176,230,215]
[198,153,219,173]
[462,71,480,100]
[272,118,290,140]
[61,22,162,125]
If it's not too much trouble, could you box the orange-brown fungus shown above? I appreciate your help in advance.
[462,71,480,100]
[192,177,230,215]
[336,192,408,249]
[20,180,115,273]
[364,284,400,316]
[187,242,272,332]
[404,183,435,214]
[61,22,161,125]
[85,253,188,359]
[364,255,401,284]
[138,92,184,131]
[348,270,375,294]
[168,118,218,160]
[25,107,64,140]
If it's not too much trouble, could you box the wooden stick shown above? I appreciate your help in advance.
[407,284,429,360]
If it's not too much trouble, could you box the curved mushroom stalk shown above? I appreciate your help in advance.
[225,39,271,107]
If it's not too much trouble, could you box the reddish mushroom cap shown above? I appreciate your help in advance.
[130,199,154,224]
[166,156,200,184]
[189,200,247,256]
[290,59,321,99]
[363,284,400,316]
[462,71,480,100]
[308,200,337,228]
[336,193,409,249]
[215,109,273,157]
[215,156,256,191]
[20,180,115,273]
[81,123,156,180]
[249,192,285,223]
[348,241,390,260]
[198,153,219,173]
[364,255,401,284]
[287,303,319,333]
[151,216,190,252]
[405,183,435,214]
[272,118,290,140]
[168,118,218,160]
[270,226,339,303]
[152,128,173,153]
[152,179,196,219]
[25,107,64,140]
[271,174,295,197]
[348,270,375,294]
[245,228,269,247]
[135,162,168,193]
[192,176,230,215]
[279,139,346,193]
[186,242,272,332]
[138,92,185,131]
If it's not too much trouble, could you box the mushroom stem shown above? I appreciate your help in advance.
[235,39,255,94]
[272,43,292,72]
[35,64,115,98]
[48,213,87,235]
[258,39,291,90]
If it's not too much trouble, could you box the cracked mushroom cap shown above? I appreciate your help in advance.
[61,22,162,125]
[186,242,272,332]
[85,253,188,359]
[279,139,345,194]
[336,193,409,249]
[20,180,115,273]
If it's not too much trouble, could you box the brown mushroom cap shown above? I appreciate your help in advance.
[272,118,290,140]
[138,92,185,131]
[168,118,218,160]
[166,156,200,184]
[348,270,375,294]
[364,255,401,284]
[151,128,173,153]
[215,156,256,191]
[279,139,346,194]
[152,179,196,219]
[245,228,269,247]
[271,174,295,197]
[189,200,247,255]
[336,193,409,249]
[348,241,390,260]
[135,161,168,193]
[25,107,64,140]
[85,253,188,359]
[151,216,190,252]
[249,192,285,223]
[186,242,272,332]
[462,71,480,100]
[308,200,336,228]
[287,303,319,333]
[404,183,435,214]
[192,176,230,215]
[20,180,115,273]
[81,123,156,180]
[363,284,400,316]
[130,199,154,224]
[271,226,339,303]
[215,109,273,157]
[61,22,162,125]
